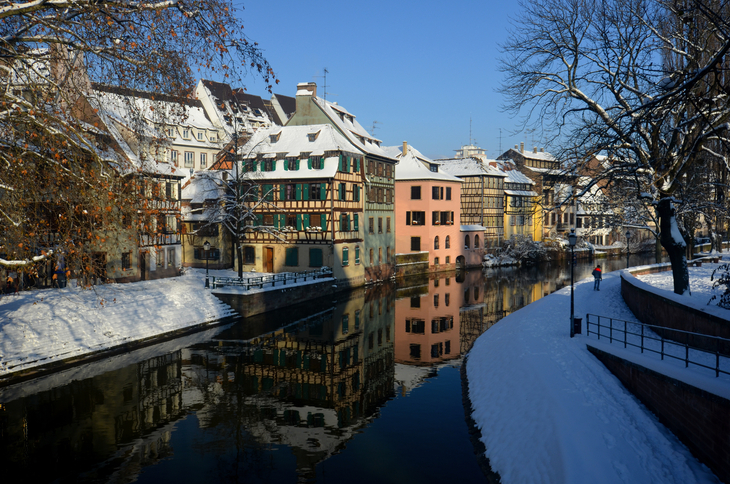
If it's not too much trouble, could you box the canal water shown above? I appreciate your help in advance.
[0,254,663,483]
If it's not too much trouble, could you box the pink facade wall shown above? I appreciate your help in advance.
[395,179,464,270]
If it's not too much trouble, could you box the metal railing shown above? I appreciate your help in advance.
[586,314,730,378]
[211,268,333,290]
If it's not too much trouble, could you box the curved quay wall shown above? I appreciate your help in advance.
[594,264,730,484]
[621,264,730,354]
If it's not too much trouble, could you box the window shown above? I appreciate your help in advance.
[378,247,382,263]
[411,186,421,200]
[167,247,175,268]
[445,236,450,249]
[369,248,374,264]
[434,236,439,249]
[122,251,132,270]
[342,247,349,266]
[434,257,439,265]
[309,248,323,267]
[446,187,452,200]
[475,235,480,248]
[244,246,255,264]
[165,215,177,234]
[446,256,450,264]
[342,314,349,335]
[355,246,361,264]
[432,186,444,200]
[411,237,421,251]
[197,131,204,140]
[434,294,439,307]
[285,184,297,200]
[353,185,360,202]
[387,246,390,262]
[310,156,324,169]
[263,159,274,172]
[285,247,298,266]
[406,211,426,225]
[200,152,207,168]
[340,213,350,232]
[465,235,471,249]
[286,158,299,171]
[386,217,391,233]
[156,249,164,267]
[309,182,323,200]
[170,150,178,166]
[339,183,346,200]
[369,217,374,234]
[184,151,194,167]
[166,128,175,138]
[182,128,189,139]
[378,217,383,233]
[410,344,421,359]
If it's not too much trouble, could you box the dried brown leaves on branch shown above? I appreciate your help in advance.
[0,0,276,274]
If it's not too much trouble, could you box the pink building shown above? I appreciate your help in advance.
[393,142,481,271]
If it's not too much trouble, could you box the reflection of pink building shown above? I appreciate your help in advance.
[392,142,475,271]
[394,276,460,365]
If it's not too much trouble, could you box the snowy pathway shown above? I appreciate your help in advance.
[467,270,722,484]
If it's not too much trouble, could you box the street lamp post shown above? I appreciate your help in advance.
[569,229,577,338]
[625,230,631,269]
[204,241,210,288]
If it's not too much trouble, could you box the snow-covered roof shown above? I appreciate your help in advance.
[435,157,506,178]
[505,189,538,197]
[311,97,395,160]
[389,144,462,183]
[181,171,227,203]
[240,124,360,159]
[461,225,487,232]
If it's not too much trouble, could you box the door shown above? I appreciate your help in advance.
[265,247,274,273]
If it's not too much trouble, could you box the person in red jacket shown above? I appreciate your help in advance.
[592,265,602,291]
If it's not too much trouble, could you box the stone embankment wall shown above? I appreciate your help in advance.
[588,346,730,484]
[621,267,730,354]
[215,279,337,317]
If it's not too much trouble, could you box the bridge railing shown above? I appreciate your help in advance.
[211,268,333,290]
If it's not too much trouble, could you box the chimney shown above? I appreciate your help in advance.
[541,148,545,153]
[489,161,497,168]
[403,141,408,156]
[534,146,538,153]
[296,82,317,97]
[520,142,524,153]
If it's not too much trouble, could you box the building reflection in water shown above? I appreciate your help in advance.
[0,265,571,483]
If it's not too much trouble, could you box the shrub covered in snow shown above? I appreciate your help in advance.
[709,263,730,309]
[501,235,553,265]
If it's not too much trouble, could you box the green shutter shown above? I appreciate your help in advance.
[303,183,309,200]
[307,158,312,169]
[356,158,361,172]
[253,160,258,172]
[339,154,344,171]
[342,247,348,265]
[283,160,288,171]
[256,214,263,226]
[354,214,359,231]
[321,214,327,231]
[296,159,300,170]
[303,213,310,228]
[295,184,302,200]
[296,214,302,230]
[321,184,327,200]
[280,184,285,200]
[355,246,360,264]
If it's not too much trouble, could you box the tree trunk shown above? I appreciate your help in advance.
[657,198,689,295]
[236,239,243,279]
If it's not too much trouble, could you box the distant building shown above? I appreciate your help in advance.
[436,157,506,248]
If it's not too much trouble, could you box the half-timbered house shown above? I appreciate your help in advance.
[436,157,507,249]
[235,124,367,287]
[285,83,397,283]
[495,160,542,241]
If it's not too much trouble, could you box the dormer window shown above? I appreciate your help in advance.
[197,132,204,141]
[210,134,217,142]
[182,129,190,139]
[307,130,320,142]
[166,128,175,138]
[430,164,438,172]
[270,132,281,143]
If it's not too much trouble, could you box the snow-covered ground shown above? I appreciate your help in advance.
[467,261,729,484]
[0,268,238,376]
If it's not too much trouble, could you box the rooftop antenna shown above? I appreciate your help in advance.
[469,116,473,146]
[499,128,502,155]
[370,120,381,136]
[313,67,330,102]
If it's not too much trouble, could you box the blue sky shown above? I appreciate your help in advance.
[231,0,540,160]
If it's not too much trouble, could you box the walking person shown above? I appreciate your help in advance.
[593,264,602,291]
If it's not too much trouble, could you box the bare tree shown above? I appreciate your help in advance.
[0,0,275,277]
[500,0,730,294]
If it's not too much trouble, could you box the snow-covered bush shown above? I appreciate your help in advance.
[502,235,551,265]
[709,263,730,309]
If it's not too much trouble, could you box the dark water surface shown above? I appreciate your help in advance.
[0,254,664,483]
